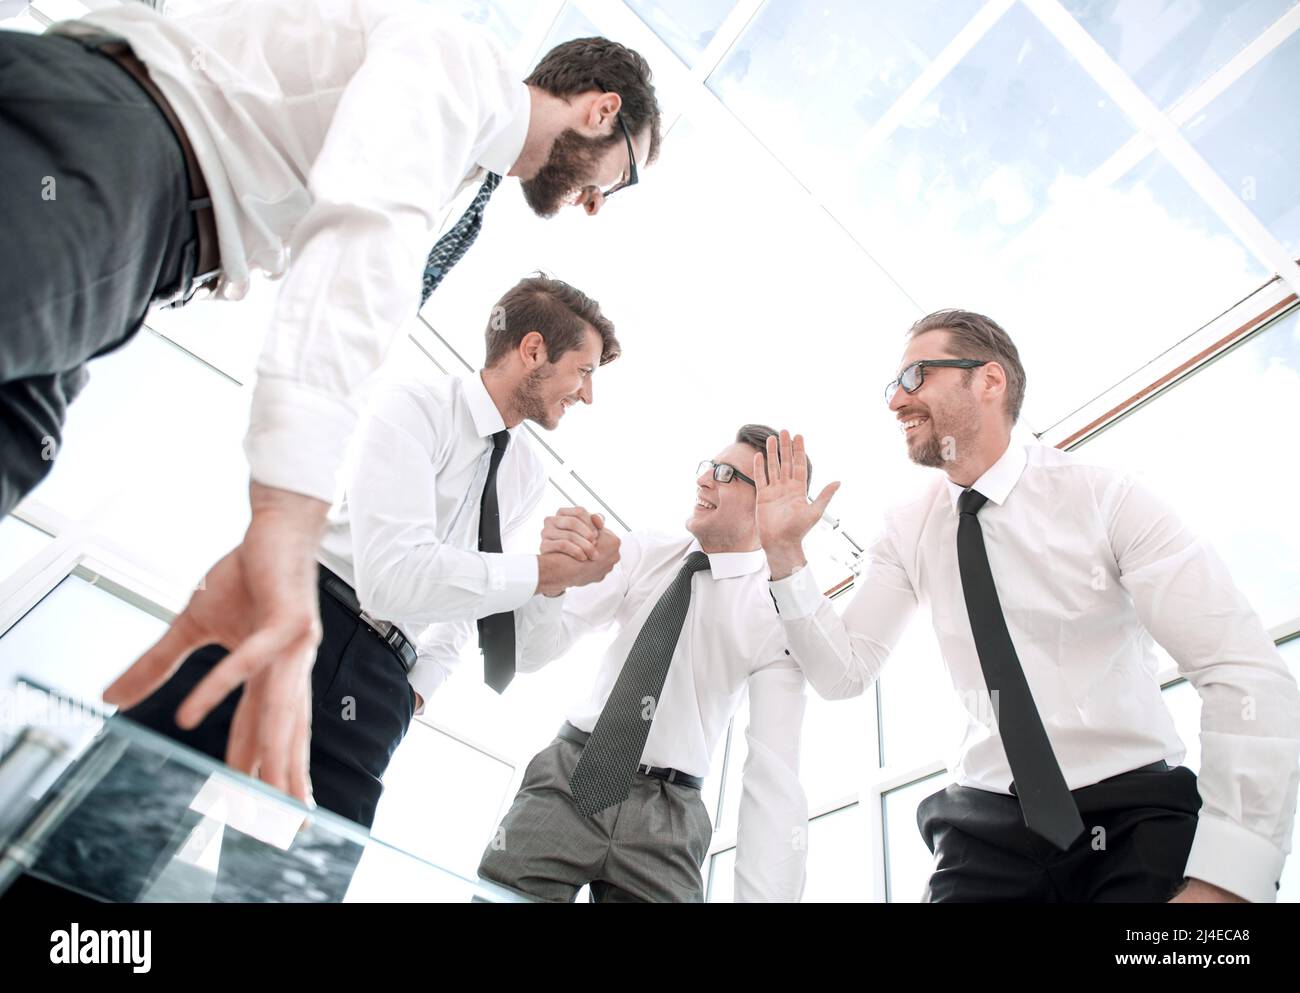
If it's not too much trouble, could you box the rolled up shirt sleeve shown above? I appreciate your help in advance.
[1107,473,1300,903]
[769,526,918,700]
[245,12,510,501]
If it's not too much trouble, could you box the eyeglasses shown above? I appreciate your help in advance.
[884,359,989,404]
[601,114,639,199]
[697,460,756,487]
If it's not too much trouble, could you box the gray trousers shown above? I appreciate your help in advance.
[0,30,194,518]
[479,736,714,903]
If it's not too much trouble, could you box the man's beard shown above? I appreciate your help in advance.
[909,422,948,468]
[513,366,558,429]
[520,127,618,217]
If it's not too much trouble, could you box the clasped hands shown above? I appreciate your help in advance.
[536,506,621,597]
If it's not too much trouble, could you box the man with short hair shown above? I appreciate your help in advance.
[128,274,622,827]
[755,310,1300,903]
[478,425,811,903]
[0,0,663,800]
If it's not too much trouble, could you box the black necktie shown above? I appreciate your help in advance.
[477,429,514,693]
[568,551,712,817]
[956,488,1084,851]
[419,171,500,306]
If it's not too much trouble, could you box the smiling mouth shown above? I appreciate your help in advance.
[900,416,928,434]
[695,495,717,511]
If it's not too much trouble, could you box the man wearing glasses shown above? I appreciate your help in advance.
[0,0,661,806]
[477,425,811,902]
[754,310,1300,903]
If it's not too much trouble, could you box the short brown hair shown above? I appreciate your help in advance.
[525,37,663,166]
[907,309,1027,423]
[485,273,620,369]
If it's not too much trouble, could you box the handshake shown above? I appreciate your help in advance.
[535,506,621,598]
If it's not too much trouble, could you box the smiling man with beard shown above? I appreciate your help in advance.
[0,0,661,806]
[754,310,1300,904]
[127,274,624,836]
[477,425,812,903]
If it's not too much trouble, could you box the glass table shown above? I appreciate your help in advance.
[0,681,528,903]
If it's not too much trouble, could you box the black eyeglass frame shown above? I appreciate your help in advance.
[697,460,756,488]
[600,113,639,199]
[884,359,989,404]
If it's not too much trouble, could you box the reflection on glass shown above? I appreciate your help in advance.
[883,771,947,902]
[1077,310,1300,628]
[627,0,735,67]
[1185,20,1300,255]
[0,517,50,583]
[1062,0,1296,108]
[1,692,525,903]
[0,576,167,705]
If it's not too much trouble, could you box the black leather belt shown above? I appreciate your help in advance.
[318,564,418,674]
[558,722,703,791]
[51,22,221,306]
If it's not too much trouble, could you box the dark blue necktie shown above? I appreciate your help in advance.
[420,171,500,307]
[478,429,514,693]
[956,487,1084,851]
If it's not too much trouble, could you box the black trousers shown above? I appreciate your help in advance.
[127,577,417,829]
[0,30,195,518]
[917,762,1201,902]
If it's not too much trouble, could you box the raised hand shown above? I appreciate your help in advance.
[754,430,840,580]
[540,506,606,561]
[103,483,326,804]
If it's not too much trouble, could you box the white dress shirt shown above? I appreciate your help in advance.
[772,440,1300,904]
[319,371,547,705]
[516,531,810,903]
[76,0,530,503]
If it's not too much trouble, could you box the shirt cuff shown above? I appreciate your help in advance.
[1182,812,1285,903]
[769,564,823,620]
[244,377,357,504]
[479,552,539,617]
[407,658,453,714]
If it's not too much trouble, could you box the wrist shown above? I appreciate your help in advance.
[764,543,807,581]
[248,482,330,545]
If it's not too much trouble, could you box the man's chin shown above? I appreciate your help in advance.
[519,182,564,218]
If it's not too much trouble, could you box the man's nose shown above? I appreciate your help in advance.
[579,378,593,404]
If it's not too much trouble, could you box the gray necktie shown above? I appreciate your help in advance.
[568,551,712,817]
[419,171,500,306]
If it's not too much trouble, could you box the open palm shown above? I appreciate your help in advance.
[753,430,840,551]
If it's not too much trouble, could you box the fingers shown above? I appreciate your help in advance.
[812,481,841,517]
[177,622,312,729]
[225,659,312,801]
[548,512,598,544]
[103,611,207,710]
[591,513,605,531]
[765,434,778,486]
[792,433,808,486]
[753,449,769,492]
[779,430,795,482]
[540,537,592,560]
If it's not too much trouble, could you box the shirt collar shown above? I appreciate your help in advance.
[462,372,508,440]
[686,538,767,580]
[945,440,1029,511]
[478,81,530,177]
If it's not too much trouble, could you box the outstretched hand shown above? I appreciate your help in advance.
[103,483,325,805]
[754,430,840,580]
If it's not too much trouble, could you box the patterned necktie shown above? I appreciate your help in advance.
[956,488,1084,851]
[477,429,514,693]
[420,171,501,307]
[568,551,712,817]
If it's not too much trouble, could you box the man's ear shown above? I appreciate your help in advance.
[519,330,549,368]
[586,91,622,131]
[982,361,1007,406]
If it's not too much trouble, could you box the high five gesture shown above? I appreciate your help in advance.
[753,430,839,580]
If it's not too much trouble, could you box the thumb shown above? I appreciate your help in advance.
[591,512,606,532]
[811,481,841,518]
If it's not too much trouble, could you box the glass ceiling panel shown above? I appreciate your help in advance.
[707,0,986,186]
[414,0,542,51]
[1062,0,1297,108]
[626,0,737,68]
[1184,20,1300,256]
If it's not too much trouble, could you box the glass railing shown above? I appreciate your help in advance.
[0,681,528,903]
